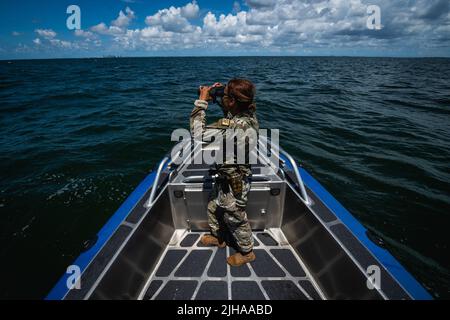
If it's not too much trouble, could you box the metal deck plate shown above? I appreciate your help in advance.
[140,231,325,300]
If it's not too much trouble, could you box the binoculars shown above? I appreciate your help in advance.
[198,85,225,104]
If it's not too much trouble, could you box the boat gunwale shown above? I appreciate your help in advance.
[47,149,433,300]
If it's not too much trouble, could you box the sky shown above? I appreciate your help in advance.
[0,0,449,59]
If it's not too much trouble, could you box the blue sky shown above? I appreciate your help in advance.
[1,0,449,59]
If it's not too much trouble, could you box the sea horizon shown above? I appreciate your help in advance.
[2,55,450,62]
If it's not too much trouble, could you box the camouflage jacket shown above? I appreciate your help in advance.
[190,99,259,179]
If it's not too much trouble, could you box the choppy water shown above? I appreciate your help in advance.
[0,57,449,299]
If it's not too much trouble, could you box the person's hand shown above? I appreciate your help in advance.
[198,85,211,101]
[198,83,224,101]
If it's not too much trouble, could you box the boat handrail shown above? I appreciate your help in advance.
[146,136,310,207]
[145,137,198,208]
[258,135,311,205]
[278,148,311,205]
[145,156,170,208]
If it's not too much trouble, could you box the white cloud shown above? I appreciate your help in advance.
[35,28,56,39]
[112,7,135,28]
[91,22,124,35]
[74,29,96,39]
[246,9,276,26]
[50,39,74,49]
[67,0,450,55]
[203,11,248,37]
[145,1,199,33]
[91,23,108,34]
[111,24,203,50]
[12,31,22,36]
[32,28,82,51]
[91,7,136,36]
[88,6,198,51]
[181,1,199,19]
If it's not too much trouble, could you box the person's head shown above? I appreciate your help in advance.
[222,78,256,115]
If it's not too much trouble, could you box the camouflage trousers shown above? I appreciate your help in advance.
[207,176,254,253]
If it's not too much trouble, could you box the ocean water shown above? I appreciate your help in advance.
[0,57,449,299]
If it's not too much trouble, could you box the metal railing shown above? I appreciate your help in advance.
[144,156,170,208]
[144,138,202,208]
[258,135,311,205]
[145,134,311,208]
[278,147,311,205]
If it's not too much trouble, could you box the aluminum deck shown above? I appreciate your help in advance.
[139,230,325,300]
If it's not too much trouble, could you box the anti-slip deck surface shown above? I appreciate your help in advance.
[141,231,324,300]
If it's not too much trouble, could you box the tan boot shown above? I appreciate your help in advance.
[227,251,256,267]
[200,234,226,248]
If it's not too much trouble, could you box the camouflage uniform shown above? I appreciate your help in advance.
[190,99,259,253]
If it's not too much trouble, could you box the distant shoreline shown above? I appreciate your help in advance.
[1,55,450,62]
